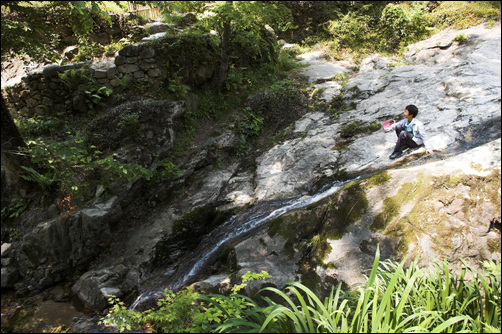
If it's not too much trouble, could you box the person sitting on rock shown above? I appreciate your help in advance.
[389,104,433,159]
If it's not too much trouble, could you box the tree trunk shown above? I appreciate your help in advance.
[1,93,31,196]
[216,1,233,90]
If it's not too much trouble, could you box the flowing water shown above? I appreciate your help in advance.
[129,176,359,311]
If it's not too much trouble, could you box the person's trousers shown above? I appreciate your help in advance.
[393,124,419,153]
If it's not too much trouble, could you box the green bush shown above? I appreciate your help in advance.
[97,248,500,333]
[99,271,272,333]
[378,3,431,52]
[327,11,374,48]
[454,33,470,44]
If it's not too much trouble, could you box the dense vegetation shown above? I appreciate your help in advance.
[1,1,501,333]
[101,247,501,333]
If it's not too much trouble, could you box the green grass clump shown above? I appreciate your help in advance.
[208,247,501,333]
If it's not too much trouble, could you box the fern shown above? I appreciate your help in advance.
[20,166,57,191]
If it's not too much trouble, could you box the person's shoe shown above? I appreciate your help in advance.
[389,151,402,159]
[402,144,410,151]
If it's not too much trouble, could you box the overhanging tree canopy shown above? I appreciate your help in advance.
[1,1,121,64]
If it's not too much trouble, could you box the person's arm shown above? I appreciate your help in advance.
[416,122,433,154]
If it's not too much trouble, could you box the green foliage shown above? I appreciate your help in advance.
[94,250,500,334]
[378,3,431,52]
[1,197,29,220]
[236,107,264,156]
[58,66,112,112]
[16,116,62,138]
[20,166,55,191]
[151,157,183,183]
[73,42,105,62]
[454,33,470,44]
[195,271,272,332]
[1,1,117,63]
[430,1,501,30]
[24,131,153,202]
[195,1,292,65]
[58,67,90,93]
[325,2,431,55]
[327,10,374,49]
[100,271,272,333]
[84,85,113,110]
[207,247,501,333]
[116,110,141,133]
[277,47,302,71]
[239,107,263,138]
[166,72,190,100]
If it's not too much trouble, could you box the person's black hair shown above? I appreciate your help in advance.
[406,104,418,118]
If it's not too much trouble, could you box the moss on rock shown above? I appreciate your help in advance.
[375,168,501,261]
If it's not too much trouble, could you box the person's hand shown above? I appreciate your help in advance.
[426,149,434,155]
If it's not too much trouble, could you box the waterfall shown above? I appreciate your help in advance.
[130,176,358,311]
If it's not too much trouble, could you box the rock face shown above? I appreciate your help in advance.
[119,23,500,305]
[234,138,500,299]
[15,196,122,290]
[184,23,500,296]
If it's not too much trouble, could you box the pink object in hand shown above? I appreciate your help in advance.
[382,119,396,132]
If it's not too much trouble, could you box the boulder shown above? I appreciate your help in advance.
[72,264,140,311]
[190,274,231,295]
[1,267,19,288]
[145,22,173,34]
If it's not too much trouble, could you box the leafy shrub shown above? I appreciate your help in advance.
[327,11,374,48]
[73,42,105,62]
[58,66,112,113]
[1,197,29,220]
[17,116,62,138]
[378,3,431,52]
[84,85,112,110]
[24,131,155,204]
[236,107,264,156]
[99,271,272,333]
[277,47,302,71]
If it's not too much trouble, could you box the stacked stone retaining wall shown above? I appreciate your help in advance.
[2,42,215,117]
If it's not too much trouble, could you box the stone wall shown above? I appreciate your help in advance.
[2,41,216,117]
[2,43,165,117]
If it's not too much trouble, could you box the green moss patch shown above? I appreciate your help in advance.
[370,172,429,232]
[340,121,381,138]
[365,170,391,188]
[265,180,369,289]
[377,169,501,261]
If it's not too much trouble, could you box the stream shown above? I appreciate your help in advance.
[129,176,357,311]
